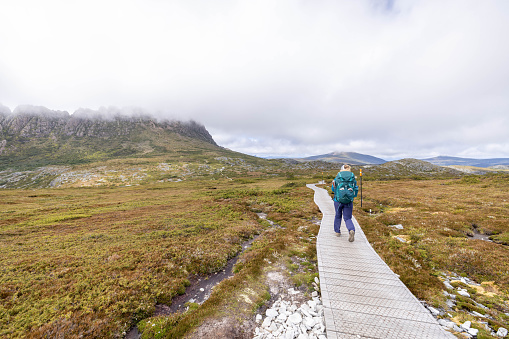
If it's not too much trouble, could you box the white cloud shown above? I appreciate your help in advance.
[1,0,508,159]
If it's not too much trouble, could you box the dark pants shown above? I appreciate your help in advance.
[334,201,355,233]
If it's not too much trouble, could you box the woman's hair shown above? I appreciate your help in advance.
[341,164,351,171]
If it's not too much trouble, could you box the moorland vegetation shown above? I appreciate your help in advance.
[2,155,509,338]
[355,174,509,338]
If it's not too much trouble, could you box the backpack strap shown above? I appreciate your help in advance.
[339,171,354,182]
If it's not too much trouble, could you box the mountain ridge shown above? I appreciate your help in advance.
[422,156,509,168]
[0,105,218,170]
[0,105,216,145]
[297,151,386,165]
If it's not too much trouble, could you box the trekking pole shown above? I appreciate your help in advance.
[360,168,363,208]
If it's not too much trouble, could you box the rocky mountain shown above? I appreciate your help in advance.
[299,151,386,165]
[0,105,217,170]
[423,156,509,168]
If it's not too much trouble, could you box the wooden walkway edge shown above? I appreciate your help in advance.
[307,184,455,339]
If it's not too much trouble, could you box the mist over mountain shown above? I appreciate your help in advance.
[0,105,217,170]
[0,105,215,143]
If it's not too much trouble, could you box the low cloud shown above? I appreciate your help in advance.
[1,0,508,159]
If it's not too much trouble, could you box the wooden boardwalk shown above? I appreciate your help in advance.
[307,184,455,339]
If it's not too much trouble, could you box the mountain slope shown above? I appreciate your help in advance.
[0,106,218,170]
[300,151,386,165]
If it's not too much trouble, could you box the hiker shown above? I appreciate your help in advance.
[331,164,359,242]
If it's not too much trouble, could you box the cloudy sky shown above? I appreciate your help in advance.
[1,0,508,160]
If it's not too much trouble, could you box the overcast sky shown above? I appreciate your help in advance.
[1,0,508,160]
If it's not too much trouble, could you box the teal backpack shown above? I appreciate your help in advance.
[332,172,358,204]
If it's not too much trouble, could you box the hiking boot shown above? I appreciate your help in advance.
[349,230,355,242]
[335,232,341,237]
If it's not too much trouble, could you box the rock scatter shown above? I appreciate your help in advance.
[253,277,327,339]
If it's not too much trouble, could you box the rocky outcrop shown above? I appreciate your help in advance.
[0,105,216,145]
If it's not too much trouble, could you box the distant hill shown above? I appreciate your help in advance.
[423,156,509,168]
[0,105,218,170]
[299,151,386,165]
[361,158,463,179]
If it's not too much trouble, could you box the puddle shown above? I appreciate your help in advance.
[126,213,284,338]
[125,234,260,339]
[467,228,492,242]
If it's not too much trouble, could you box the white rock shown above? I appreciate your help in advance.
[453,324,464,332]
[438,319,455,329]
[314,277,320,284]
[304,316,316,329]
[286,328,295,339]
[262,317,272,329]
[256,314,262,323]
[289,312,303,324]
[427,306,440,316]
[308,300,317,311]
[274,326,284,336]
[311,291,318,297]
[461,320,471,330]
[468,328,479,336]
[472,311,485,317]
[277,312,288,322]
[266,308,279,318]
[458,290,471,298]
[497,327,508,337]
[443,281,454,290]
[476,302,488,310]
[300,307,312,318]
[309,310,319,317]
[268,322,278,333]
[199,288,204,292]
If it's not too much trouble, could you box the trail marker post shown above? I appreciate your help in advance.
[360,168,363,208]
